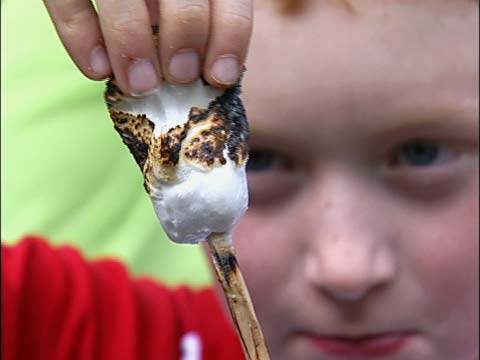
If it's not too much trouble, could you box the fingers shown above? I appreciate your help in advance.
[158,0,210,84]
[158,0,253,88]
[204,0,253,87]
[96,0,160,95]
[43,0,112,80]
[45,0,253,93]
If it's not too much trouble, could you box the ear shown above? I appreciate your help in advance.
[110,110,154,170]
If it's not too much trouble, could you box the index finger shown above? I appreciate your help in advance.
[204,0,253,87]
[96,0,161,95]
[43,0,112,79]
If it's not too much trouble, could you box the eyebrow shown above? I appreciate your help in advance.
[365,99,479,140]
[272,0,478,16]
[248,99,478,151]
[264,0,356,15]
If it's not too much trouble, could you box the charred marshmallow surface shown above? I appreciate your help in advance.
[105,80,249,244]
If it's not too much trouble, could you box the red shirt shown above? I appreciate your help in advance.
[2,236,245,360]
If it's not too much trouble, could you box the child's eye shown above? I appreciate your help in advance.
[400,141,439,166]
[246,148,304,206]
[247,149,290,172]
[384,138,475,200]
[391,140,454,168]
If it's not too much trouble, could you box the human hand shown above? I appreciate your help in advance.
[43,0,253,95]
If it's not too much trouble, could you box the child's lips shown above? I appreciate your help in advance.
[300,331,415,357]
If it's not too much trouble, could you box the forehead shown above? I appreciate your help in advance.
[243,1,478,137]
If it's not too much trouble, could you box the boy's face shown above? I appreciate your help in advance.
[233,1,478,359]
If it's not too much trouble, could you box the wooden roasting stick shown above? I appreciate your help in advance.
[208,232,271,360]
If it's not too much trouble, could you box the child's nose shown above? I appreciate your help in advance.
[304,239,396,302]
[301,170,398,302]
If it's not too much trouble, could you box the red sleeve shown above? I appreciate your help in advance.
[2,236,244,360]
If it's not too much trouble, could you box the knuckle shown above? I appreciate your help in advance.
[176,1,209,19]
[224,1,252,24]
[164,1,209,45]
[54,0,93,30]
[217,19,251,38]
[218,9,252,31]
[109,16,146,35]
[106,17,153,57]
[60,8,89,31]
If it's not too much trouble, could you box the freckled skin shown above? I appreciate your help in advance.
[229,2,479,360]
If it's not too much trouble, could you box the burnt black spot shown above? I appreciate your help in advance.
[202,142,213,153]
[143,180,150,194]
[227,253,238,270]
[169,144,181,164]
[104,79,124,108]
[151,24,159,35]
[201,130,211,136]
[190,112,208,123]
[200,76,210,87]
[205,78,249,164]
[114,127,149,169]
[213,251,239,287]
[160,125,189,166]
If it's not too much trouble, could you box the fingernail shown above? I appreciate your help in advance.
[90,46,111,76]
[128,59,158,94]
[169,49,200,83]
[210,55,240,85]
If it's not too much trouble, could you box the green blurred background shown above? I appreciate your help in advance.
[1,1,212,287]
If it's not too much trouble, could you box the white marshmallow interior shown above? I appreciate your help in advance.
[111,80,222,136]
[150,154,248,244]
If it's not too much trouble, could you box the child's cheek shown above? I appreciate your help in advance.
[234,210,290,292]
[233,208,303,350]
[406,191,478,352]
[421,191,477,294]
[234,209,299,303]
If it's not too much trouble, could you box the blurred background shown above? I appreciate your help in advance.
[1,1,212,287]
